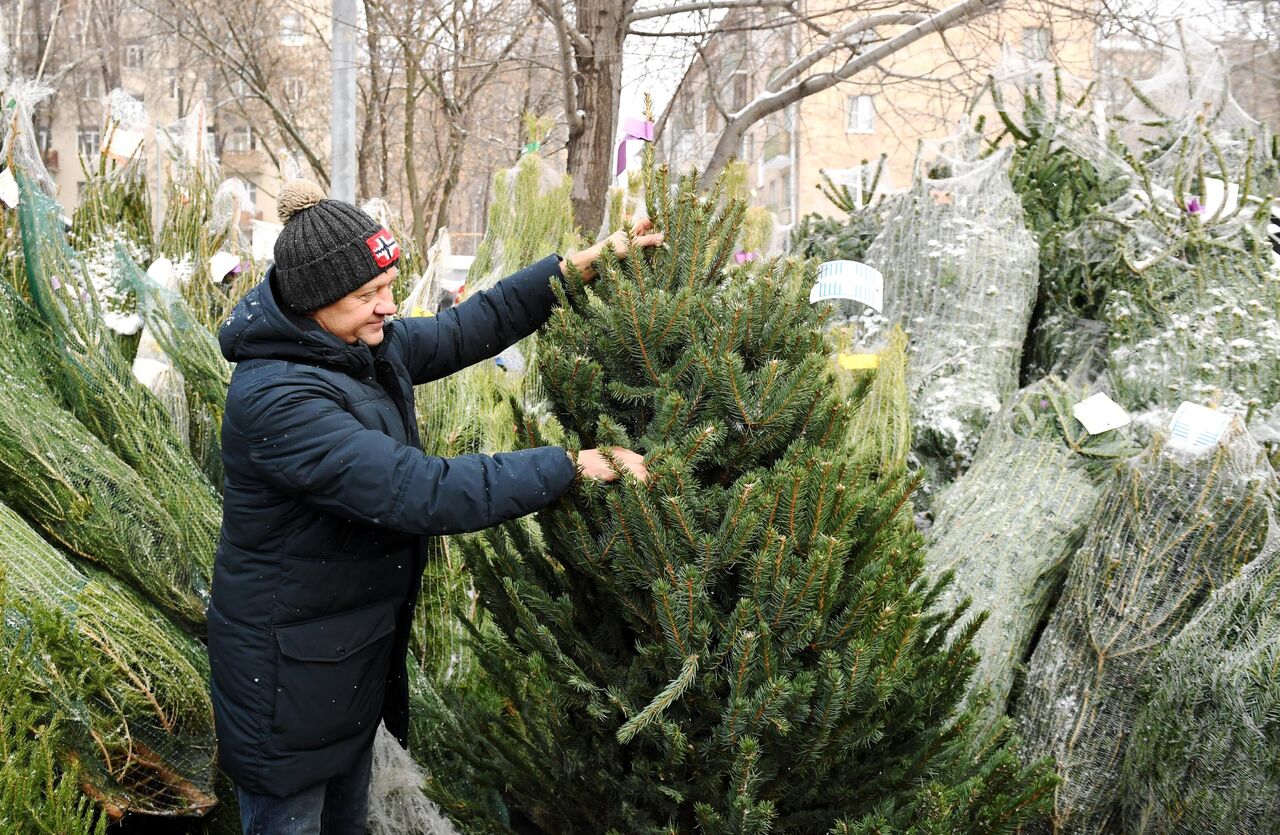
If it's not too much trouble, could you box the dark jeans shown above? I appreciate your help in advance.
[235,743,374,835]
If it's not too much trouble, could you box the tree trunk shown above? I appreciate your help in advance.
[404,63,429,258]
[429,118,468,244]
[565,0,625,234]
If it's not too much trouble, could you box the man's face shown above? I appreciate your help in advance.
[311,266,398,347]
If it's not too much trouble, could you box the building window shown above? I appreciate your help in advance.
[225,125,254,153]
[35,126,52,153]
[732,71,750,111]
[80,75,102,101]
[77,128,101,159]
[125,43,145,69]
[283,76,305,101]
[245,181,258,216]
[846,94,875,134]
[280,13,305,47]
[1021,27,1050,61]
[169,70,183,102]
[231,77,251,99]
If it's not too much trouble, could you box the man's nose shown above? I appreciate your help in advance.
[377,299,398,316]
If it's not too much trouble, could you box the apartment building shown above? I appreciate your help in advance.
[658,2,1099,241]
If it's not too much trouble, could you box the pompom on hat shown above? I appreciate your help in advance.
[271,180,401,313]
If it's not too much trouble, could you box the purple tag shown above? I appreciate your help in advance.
[615,118,656,176]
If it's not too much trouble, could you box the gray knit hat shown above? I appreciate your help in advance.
[272,180,401,313]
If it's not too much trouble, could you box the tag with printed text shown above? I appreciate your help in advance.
[809,260,884,313]
[1167,401,1233,455]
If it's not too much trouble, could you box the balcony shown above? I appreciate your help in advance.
[42,148,59,173]
[762,131,791,169]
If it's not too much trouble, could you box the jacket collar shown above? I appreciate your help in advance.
[219,267,382,378]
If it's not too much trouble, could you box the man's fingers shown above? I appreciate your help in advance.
[631,217,653,235]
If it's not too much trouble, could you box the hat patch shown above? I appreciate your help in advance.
[366,228,400,269]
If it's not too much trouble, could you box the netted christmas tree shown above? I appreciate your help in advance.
[408,133,580,691]
[860,132,1039,491]
[924,378,1135,729]
[991,43,1280,432]
[417,150,1054,833]
[1119,500,1280,834]
[0,500,216,819]
[1013,421,1275,833]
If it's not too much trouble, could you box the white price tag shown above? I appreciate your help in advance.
[106,128,145,163]
[1071,392,1130,435]
[0,168,19,208]
[809,260,884,313]
[209,251,241,284]
[1167,401,1233,455]
[252,220,283,263]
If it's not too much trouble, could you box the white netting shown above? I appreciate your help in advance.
[155,101,218,186]
[1013,420,1276,833]
[102,89,148,173]
[401,228,452,318]
[0,76,57,197]
[366,723,458,835]
[860,133,1039,488]
[925,378,1135,728]
[1120,504,1280,833]
[208,178,253,243]
[1116,27,1269,185]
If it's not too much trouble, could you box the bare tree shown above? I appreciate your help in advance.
[535,0,1006,232]
[363,0,533,256]
[136,0,332,186]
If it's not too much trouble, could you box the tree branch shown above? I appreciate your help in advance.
[767,12,925,93]
[626,0,794,26]
[736,0,997,124]
[532,0,583,128]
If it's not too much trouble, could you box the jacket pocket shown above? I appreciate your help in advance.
[271,599,396,750]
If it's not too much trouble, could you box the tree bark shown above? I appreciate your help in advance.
[564,0,626,234]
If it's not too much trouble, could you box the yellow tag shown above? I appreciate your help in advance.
[411,306,434,318]
[837,353,878,370]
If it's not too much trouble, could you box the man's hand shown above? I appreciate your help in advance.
[571,447,649,483]
[562,219,665,282]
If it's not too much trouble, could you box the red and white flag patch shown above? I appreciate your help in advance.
[366,228,401,269]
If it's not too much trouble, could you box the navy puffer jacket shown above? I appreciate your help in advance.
[209,255,575,797]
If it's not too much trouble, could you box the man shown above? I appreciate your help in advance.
[209,179,659,834]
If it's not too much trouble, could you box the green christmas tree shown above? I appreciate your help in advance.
[420,148,1054,833]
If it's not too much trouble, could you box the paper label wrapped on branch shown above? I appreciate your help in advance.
[809,260,884,312]
[1071,392,1131,435]
[209,251,241,284]
[252,219,283,263]
[0,168,18,208]
[105,128,145,164]
[1167,401,1232,455]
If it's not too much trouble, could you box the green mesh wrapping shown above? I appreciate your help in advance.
[116,248,231,430]
[925,379,1135,729]
[0,282,208,626]
[12,174,217,626]
[1014,423,1275,833]
[0,500,215,819]
[1120,504,1280,833]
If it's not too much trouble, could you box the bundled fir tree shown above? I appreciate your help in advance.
[419,151,1053,833]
